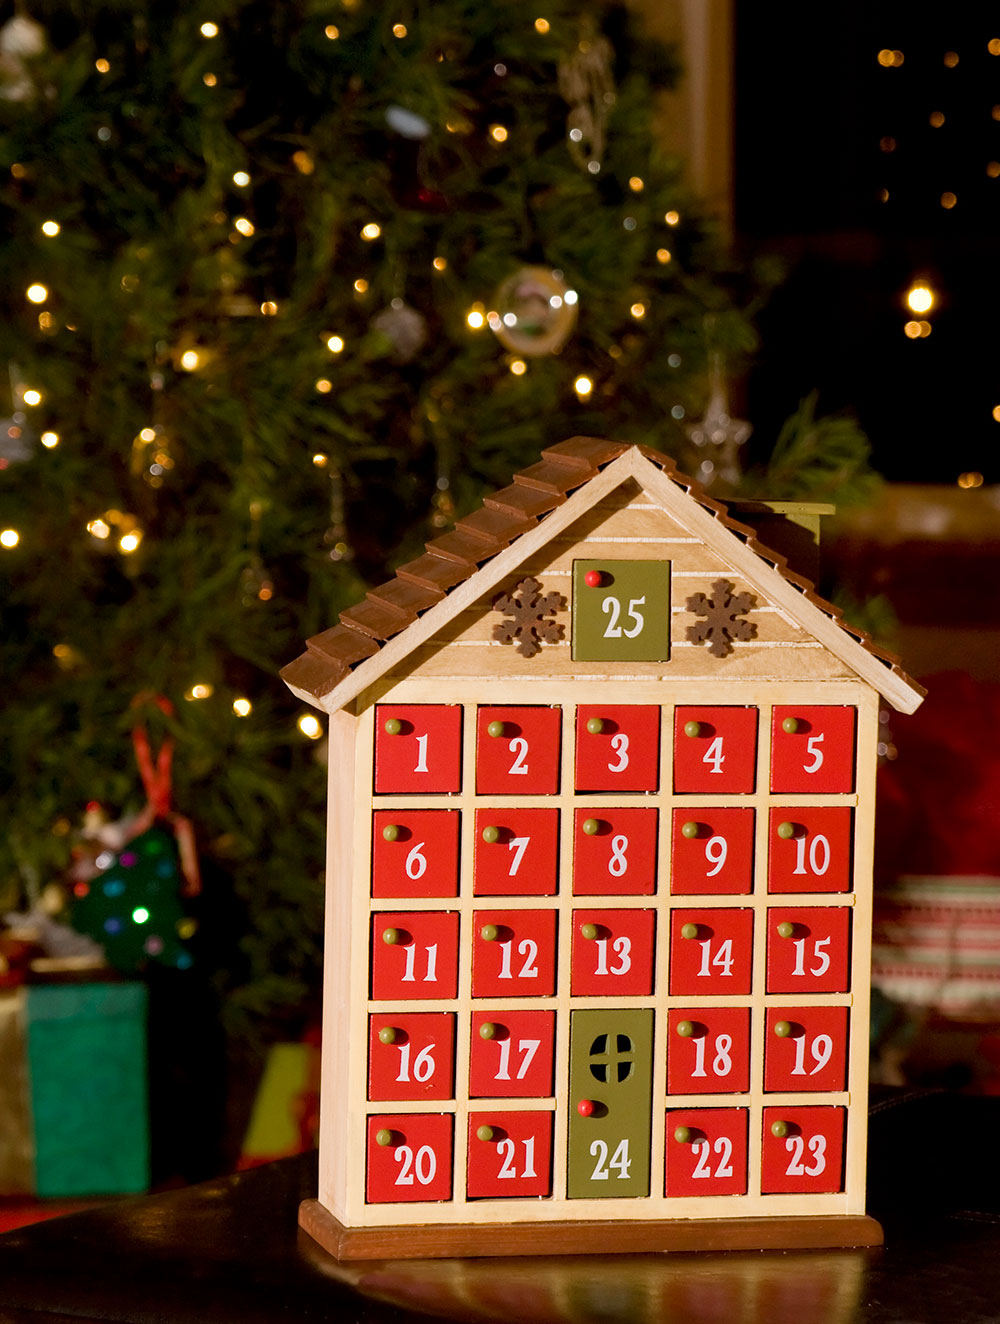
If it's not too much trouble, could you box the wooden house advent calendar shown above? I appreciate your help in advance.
[282,437,925,1260]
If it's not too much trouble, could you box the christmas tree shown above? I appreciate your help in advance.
[0,2,861,1038]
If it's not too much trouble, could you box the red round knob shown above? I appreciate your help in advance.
[584,570,603,587]
[577,1099,595,1117]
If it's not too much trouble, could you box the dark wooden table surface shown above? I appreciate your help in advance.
[2,1088,999,1324]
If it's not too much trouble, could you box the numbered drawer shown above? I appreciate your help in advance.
[667,1008,751,1095]
[670,808,754,895]
[761,1106,845,1194]
[469,1010,556,1097]
[374,704,462,794]
[574,704,660,792]
[573,808,657,896]
[665,1108,748,1197]
[476,706,561,795]
[371,911,460,1000]
[571,908,656,996]
[467,1110,553,1198]
[368,1012,455,1101]
[668,908,754,996]
[673,706,757,794]
[366,1113,453,1203]
[372,811,460,898]
[768,808,852,894]
[766,906,851,994]
[770,706,856,794]
[474,808,559,896]
[572,559,671,663]
[471,908,557,997]
[764,1006,849,1093]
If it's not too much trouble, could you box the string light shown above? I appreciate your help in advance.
[40,431,59,448]
[233,217,254,235]
[315,378,332,393]
[958,472,984,488]
[534,18,550,33]
[906,282,935,314]
[298,714,323,739]
[574,375,593,397]
[664,210,680,226]
[132,907,150,924]
[26,284,47,304]
[233,698,252,717]
[95,58,110,72]
[993,405,1000,421]
[944,51,959,67]
[392,23,407,38]
[941,191,957,209]
[509,359,526,375]
[312,452,328,467]
[360,222,381,240]
[656,248,672,263]
[200,21,219,37]
[432,256,447,272]
[988,162,1000,178]
[119,530,143,553]
[185,683,213,701]
[880,136,896,152]
[22,389,41,406]
[903,320,932,338]
[292,150,314,174]
[628,176,644,192]
[326,335,344,352]
[233,171,250,187]
[203,73,217,86]
[990,38,1000,55]
[466,306,485,329]
[180,350,201,371]
[325,24,339,39]
[630,301,647,319]
[41,220,60,236]
[490,124,508,143]
[0,529,19,548]
[929,111,945,127]
[87,518,111,539]
[353,278,368,294]
[877,49,904,67]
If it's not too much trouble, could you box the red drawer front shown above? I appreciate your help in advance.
[665,1108,748,1197]
[370,911,460,1000]
[761,1106,846,1194]
[471,908,557,997]
[368,1012,455,1101]
[366,1113,453,1203]
[571,908,656,996]
[371,810,460,898]
[476,706,561,795]
[374,704,462,794]
[770,706,856,794]
[469,1010,556,1098]
[670,808,754,896]
[673,706,757,793]
[574,704,660,792]
[764,1006,849,1093]
[573,808,658,896]
[473,808,559,896]
[766,906,851,994]
[668,908,754,996]
[467,1110,553,1198]
[768,808,852,894]
[667,1007,751,1095]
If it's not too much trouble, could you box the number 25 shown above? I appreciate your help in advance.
[602,595,646,639]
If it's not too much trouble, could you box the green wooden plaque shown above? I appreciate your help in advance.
[572,560,671,662]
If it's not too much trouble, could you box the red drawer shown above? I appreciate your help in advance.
[476,706,561,795]
[571,908,656,996]
[761,1106,845,1194]
[366,1113,453,1203]
[370,911,460,1000]
[467,1110,553,1198]
[673,706,757,793]
[574,704,660,792]
[668,908,754,996]
[471,908,557,997]
[374,704,462,793]
[573,808,658,896]
[670,808,754,895]
[770,706,856,794]
[473,808,559,896]
[469,1010,556,1098]
[764,1006,849,1093]
[667,1008,751,1095]
[371,810,460,898]
[665,1108,748,1197]
[768,808,852,894]
[766,906,851,994]
[368,1012,455,1102]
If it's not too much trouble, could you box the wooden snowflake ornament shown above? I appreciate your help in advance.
[492,576,566,658]
[686,578,757,658]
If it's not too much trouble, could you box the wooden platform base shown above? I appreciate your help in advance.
[299,1199,884,1261]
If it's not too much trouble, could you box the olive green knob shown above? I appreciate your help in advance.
[681,821,700,840]
[479,1021,498,1040]
[582,817,601,836]
[378,1026,399,1045]
[777,821,796,840]
[674,1126,693,1144]
[771,1119,790,1139]
[680,922,699,940]
[774,1020,792,1039]
[382,823,401,842]
[782,717,802,735]
[581,922,600,940]
[487,719,505,738]
[586,717,606,735]
[375,1128,395,1147]
[384,717,403,735]
[477,1125,495,1143]
[777,921,795,939]
[683,720,703,738]
[382,927,401,945]
[481,923,499,942]
[676,1020,695,1038]
[481,825,500,844]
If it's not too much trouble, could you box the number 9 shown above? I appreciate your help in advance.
[704,834,728,877]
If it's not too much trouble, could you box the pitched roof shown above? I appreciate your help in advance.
[281,436,926,715]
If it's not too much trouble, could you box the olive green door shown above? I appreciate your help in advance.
[567,1008,653,1199]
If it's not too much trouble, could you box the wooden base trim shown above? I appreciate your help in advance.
[299,1199,883,1261]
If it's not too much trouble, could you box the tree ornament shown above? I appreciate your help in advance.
[385,105,430,141]
[0,14,46,103]
[370,299,428,364]
[489,267,578,357]
[491,576,567,658]
[685,359,752,489]
[0,414,34,467]
[322,464,353,563]
[558,21,615,174]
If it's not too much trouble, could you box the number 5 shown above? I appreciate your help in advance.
[623,596,646,638]
[803,733,824,773]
